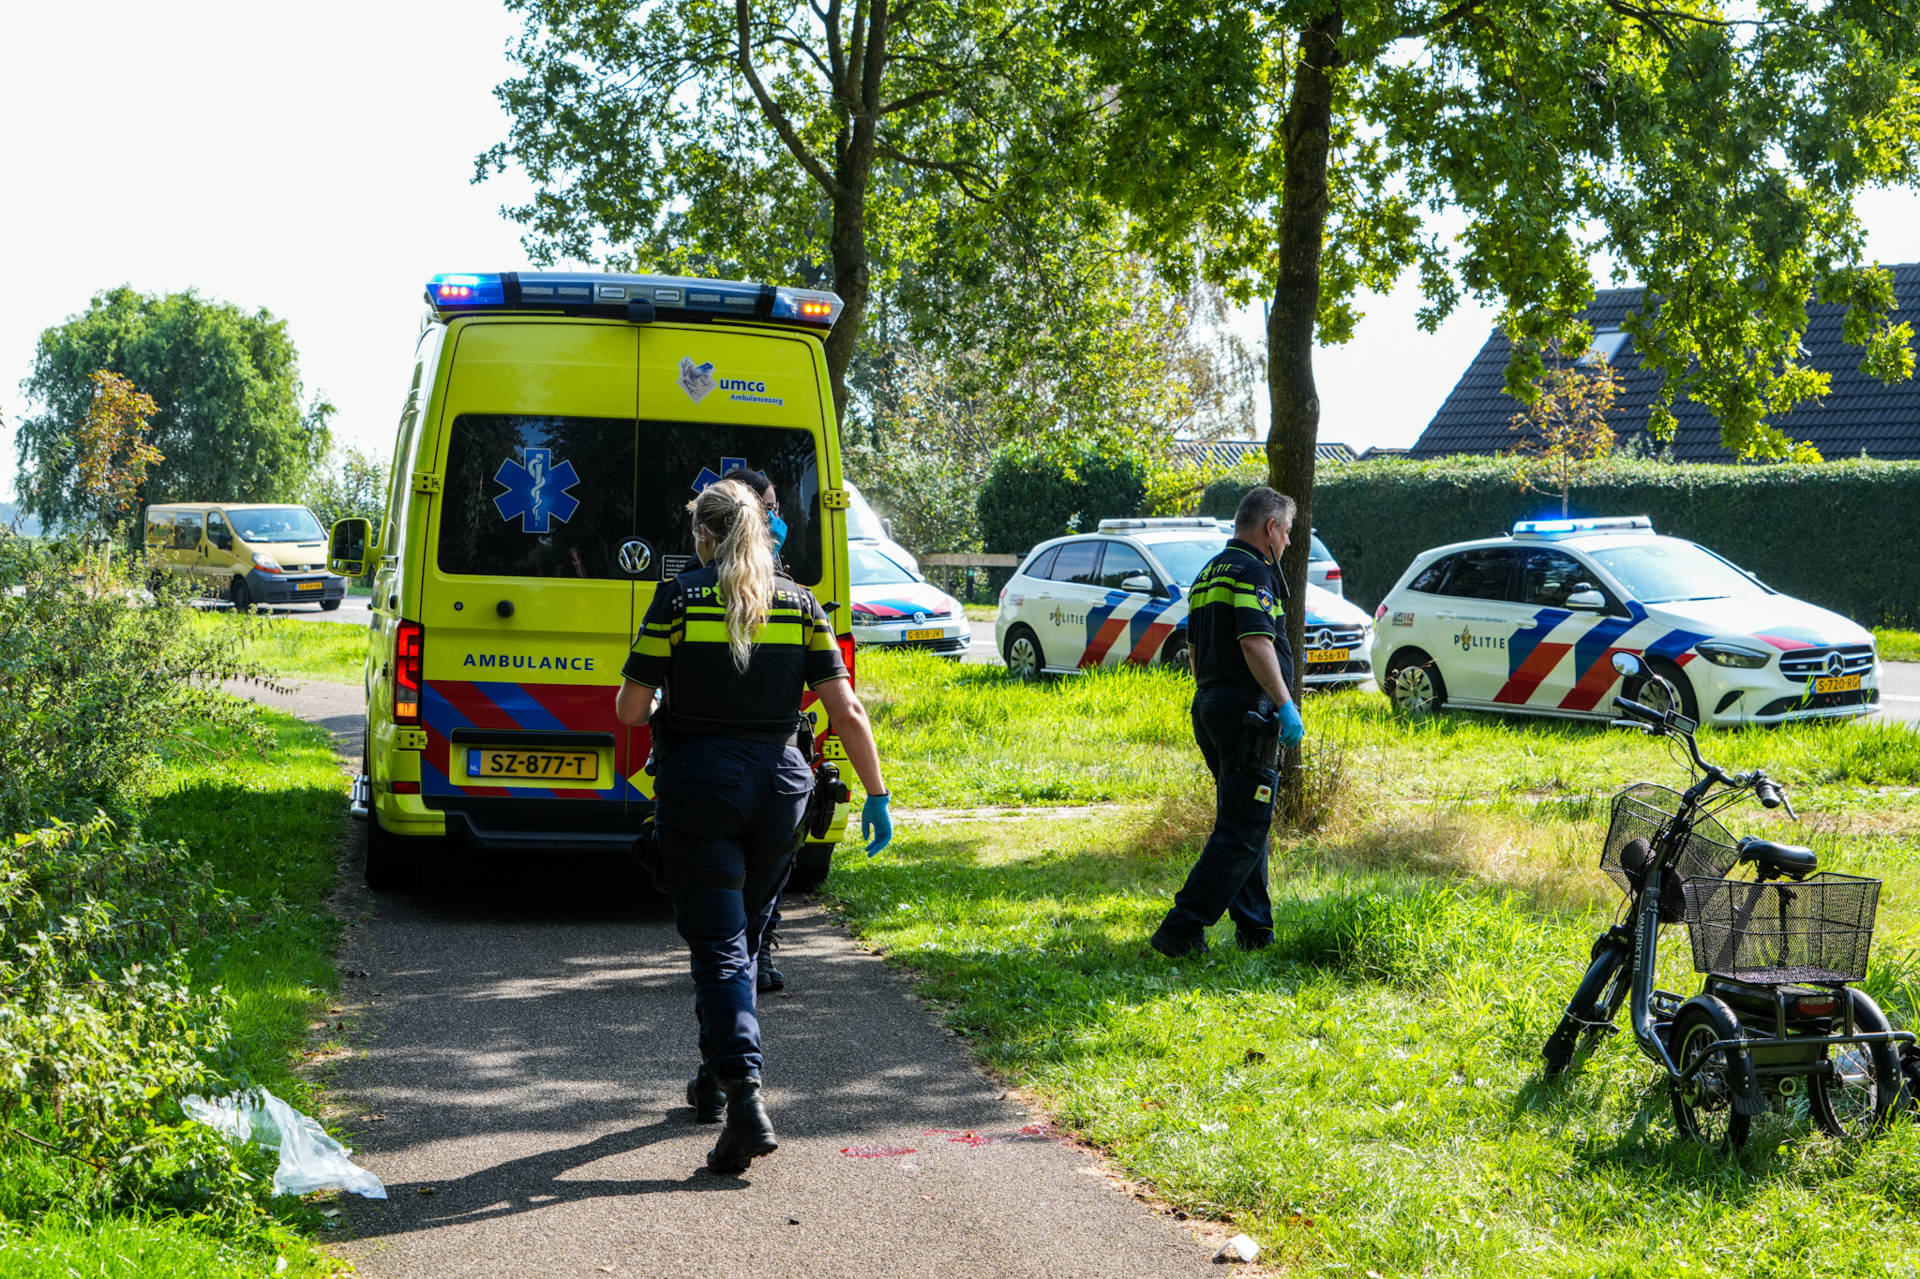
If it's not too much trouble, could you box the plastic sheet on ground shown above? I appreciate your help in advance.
[182,1088,387,1199]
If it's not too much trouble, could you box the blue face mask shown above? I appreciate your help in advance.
[768,513,788,553]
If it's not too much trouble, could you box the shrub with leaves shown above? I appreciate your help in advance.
[0,818,277,1224]
[0,534,272,835]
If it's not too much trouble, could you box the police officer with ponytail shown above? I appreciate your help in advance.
[615,478,893,1175]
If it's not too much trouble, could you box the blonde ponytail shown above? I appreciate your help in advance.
[690,479,775,672]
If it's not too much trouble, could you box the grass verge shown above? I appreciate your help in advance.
[826,796,1920,1276]
[191,611,368,685]
[1878,627,1920,663]
[858,649,1920,809]
[1,706,350,1277]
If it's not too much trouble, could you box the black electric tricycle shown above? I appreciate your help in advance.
[1542,652,1914,1149]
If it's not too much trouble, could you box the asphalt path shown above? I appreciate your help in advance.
[233,677,1219,1279]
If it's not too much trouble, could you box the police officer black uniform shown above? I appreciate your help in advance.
[617,478,892,1174]
[1148,486,1305,959]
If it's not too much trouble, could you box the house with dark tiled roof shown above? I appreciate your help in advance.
[1411,262,1920,461]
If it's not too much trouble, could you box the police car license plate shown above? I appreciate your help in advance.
[903,628,942,641]
[1306,648,1350,664]
[295,580,322,592]
[1814,674,1862,694]
[466,748,599,783]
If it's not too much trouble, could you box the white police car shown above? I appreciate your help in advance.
[996,519,1373,683]
[1370,516,1880,726]
[849,543,968,658]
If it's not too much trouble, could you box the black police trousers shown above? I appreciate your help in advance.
[653,735,813,1079]
[1158,685,1277,945]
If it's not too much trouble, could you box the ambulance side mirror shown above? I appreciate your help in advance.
[330,518,374,578]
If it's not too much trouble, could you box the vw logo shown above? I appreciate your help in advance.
[913,611,927,625]
[1825,651,1846,678]
[618,539,652,575]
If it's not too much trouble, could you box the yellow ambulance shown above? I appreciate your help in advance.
[329,272,855,890]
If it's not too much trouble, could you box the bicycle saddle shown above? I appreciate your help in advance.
[1737,836,1817,881]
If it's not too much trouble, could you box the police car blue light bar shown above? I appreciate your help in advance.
[424,271,844,330]
[1512,515,1654,538]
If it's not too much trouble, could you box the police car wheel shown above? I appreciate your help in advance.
[1160,632,1191,671]
[1385,649,1447,716]
[1005,626,1046,681]
[1638,659,1699,724]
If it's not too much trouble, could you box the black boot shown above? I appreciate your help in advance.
[685,1065,724,1124]
[706,1075,778,1173]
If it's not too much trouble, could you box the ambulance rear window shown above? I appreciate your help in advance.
[439,414,639,579]
[435,414,824,585]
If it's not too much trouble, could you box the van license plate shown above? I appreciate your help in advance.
[295,580,323,592]
[1814,674,1861,694]
[1306,648,1349,664]
[466,749,599,782]
[903,628,942,641]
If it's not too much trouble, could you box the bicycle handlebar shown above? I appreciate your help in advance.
[1611,694,1785,811]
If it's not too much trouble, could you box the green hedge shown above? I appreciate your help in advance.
[977,445,1148,553]
[1203,457,1920,626]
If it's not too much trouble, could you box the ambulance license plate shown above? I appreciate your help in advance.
[1814,674,1862,694]
[903,628,942,641]
[1306,648,1350,664]
[295,580,323,592]
[466,748,599,783]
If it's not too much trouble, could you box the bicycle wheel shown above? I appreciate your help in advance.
[1543,940,1630,1075]
[1670,1004,1751,1151]
[1810,988,1901,1140]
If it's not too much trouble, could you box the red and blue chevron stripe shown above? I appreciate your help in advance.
[421,679,649,802]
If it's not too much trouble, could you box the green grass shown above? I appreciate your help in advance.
[2,706,350,1277]
[858,649,1920,809]
[963,603,998,622]
[191,611,368,685]
[838,649,1920,1274]
[827,803,1920,1276]
[1878,627,1920,663]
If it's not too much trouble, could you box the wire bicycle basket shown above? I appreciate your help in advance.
[1601,783,1739,901]
[1680,872,1881,984]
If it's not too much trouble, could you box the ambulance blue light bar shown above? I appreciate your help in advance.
[1512,515,1654,538]
[425,272,844,330]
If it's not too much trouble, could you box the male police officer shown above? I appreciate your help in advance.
[1148,486,1305,958]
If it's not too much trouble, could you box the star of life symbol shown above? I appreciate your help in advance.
[493,447,581,533]
[691,456,749,493]
[679,356,717,403]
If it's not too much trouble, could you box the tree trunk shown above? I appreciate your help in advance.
[1266,6,1343,815]
[824,185,869,429]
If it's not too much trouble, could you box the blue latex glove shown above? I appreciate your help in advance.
[1277,700,1305,748]
[861,793,893,857]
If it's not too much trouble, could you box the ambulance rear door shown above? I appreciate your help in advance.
[419,321,646,835]
[631,326,844,763]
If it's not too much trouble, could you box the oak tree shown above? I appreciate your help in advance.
[17,288,331,536]
[1068,0,1920,663]
[480,0,1079,418]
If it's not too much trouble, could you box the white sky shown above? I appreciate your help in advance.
[2,3,1916,502]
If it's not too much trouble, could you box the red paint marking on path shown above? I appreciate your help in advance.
[840,1145,916,1158]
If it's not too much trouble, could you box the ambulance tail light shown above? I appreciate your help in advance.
[394,620,424,724]
[838,634,857,689]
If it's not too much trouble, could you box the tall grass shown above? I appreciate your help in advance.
[858,649,1920,809]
